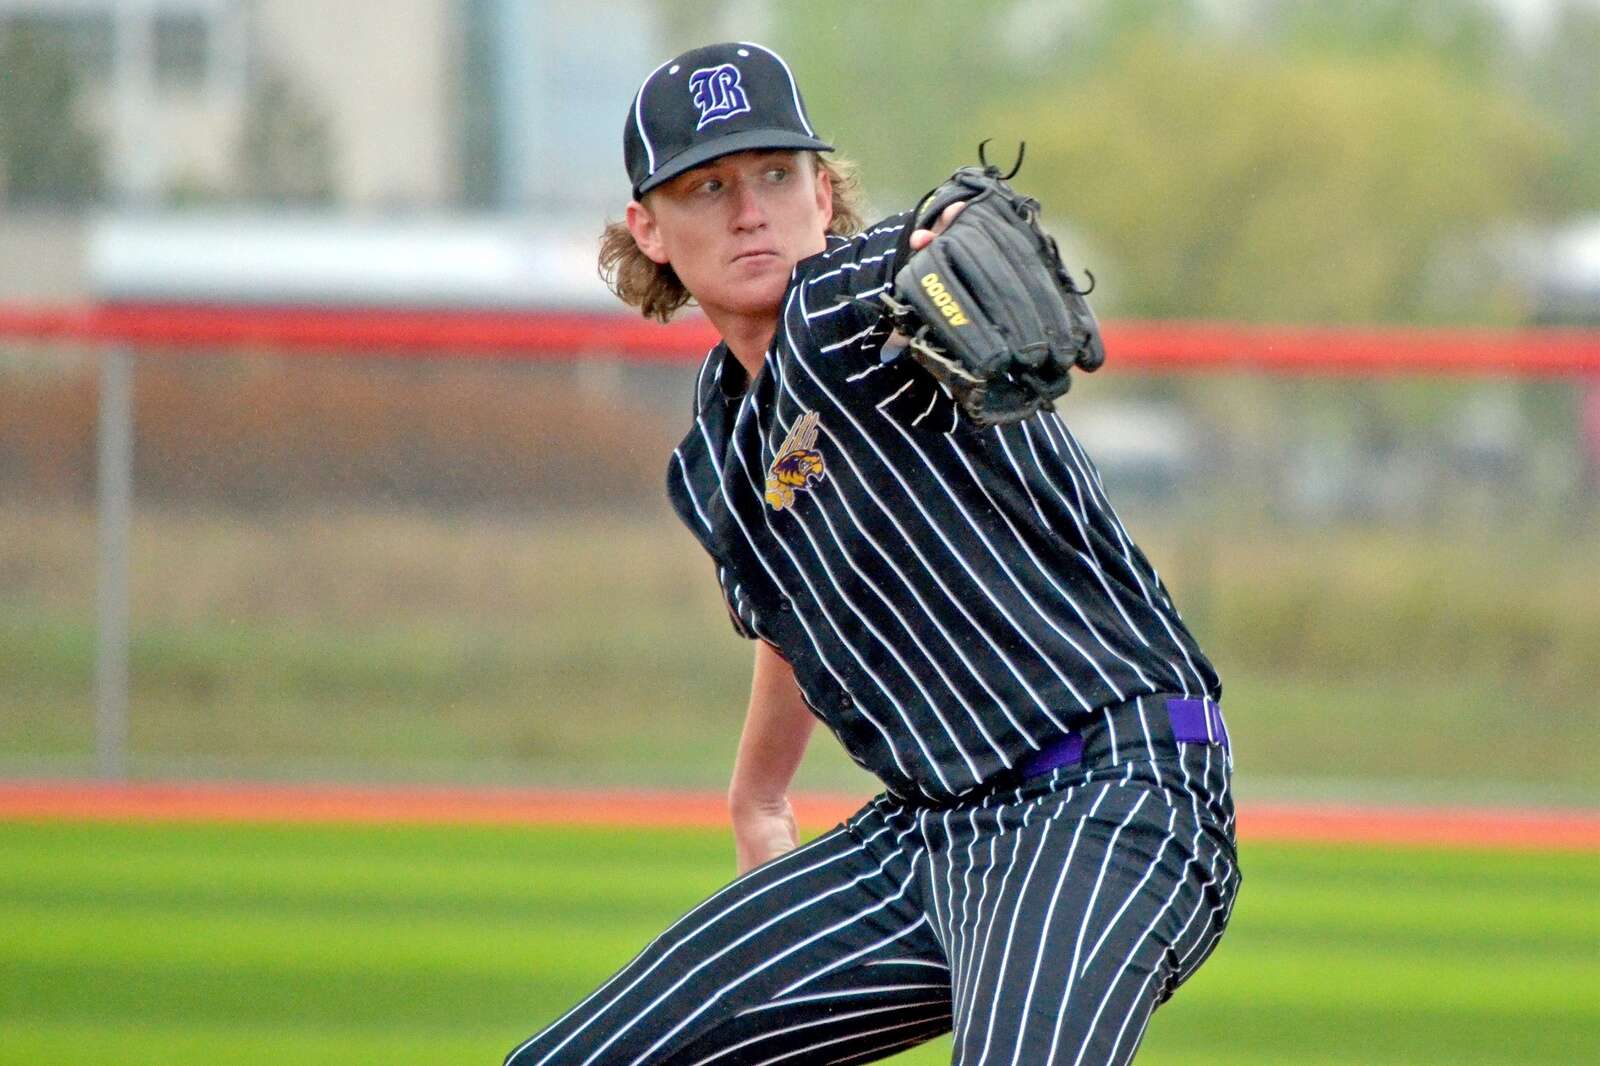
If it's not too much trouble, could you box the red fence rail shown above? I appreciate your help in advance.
[3,302,1599,376]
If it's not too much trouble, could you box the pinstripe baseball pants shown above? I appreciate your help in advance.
[506,693,1239,1065]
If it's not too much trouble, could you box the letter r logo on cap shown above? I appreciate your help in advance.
[689,64,751,129]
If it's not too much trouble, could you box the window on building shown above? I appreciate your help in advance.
[154,12,210,90]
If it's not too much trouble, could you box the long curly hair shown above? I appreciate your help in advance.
[597,153,866,323]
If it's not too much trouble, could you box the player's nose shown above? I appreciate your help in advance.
[730,181,768,231]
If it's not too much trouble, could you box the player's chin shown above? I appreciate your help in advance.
[718,270,791,315]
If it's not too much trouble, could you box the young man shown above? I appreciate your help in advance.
[507,41,1238,1066]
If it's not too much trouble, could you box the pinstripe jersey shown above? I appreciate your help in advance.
[667,212,1220,804]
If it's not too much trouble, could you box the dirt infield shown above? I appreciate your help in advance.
[1,779,1597,850]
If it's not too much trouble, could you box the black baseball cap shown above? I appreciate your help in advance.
[624,41,833,199]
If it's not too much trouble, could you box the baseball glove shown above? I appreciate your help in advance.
[879,143,1105,427]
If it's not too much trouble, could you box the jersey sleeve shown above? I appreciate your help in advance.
[790,213,912,361]
[786,212,966,431]
[716,562,760,641]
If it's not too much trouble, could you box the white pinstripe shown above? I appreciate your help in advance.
[972,784,1107,1063]
[765,1015,955,1066]
[623,852,928,1064]
[1079,805,1180,972]
[1102,964,1163,1066]
[1040,792,1152,1064]
[559,822,917,1066]
[822,1022,955,1066]
[864,957,949,972]
[692,393,925,787]
[512,830,852,1065]
[821,322,880,353]
[805,250,897,287]
[948,433,1157,692]
[919,812,954,962]
[875,378,915,408]
[950,805,1001,1029]
[773,372,1060,735]
[844,360,887,382]
[782,308,1091,726]
[1007,423,1186,696]
[763,894,935,1009]
[1007,787,1119,1065]
[949,801,990,1026]
[1033,416,1207,696]
[738,981,947,1016]
[727,431,970,788]
[873,411,1120,704]
[1103,706,1123,764]
[759,407,1023,762]
[687,997,949,1066]
[672,450,715,533]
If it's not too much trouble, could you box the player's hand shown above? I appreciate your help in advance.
[730,793,800,874]
[909,200,967,251]
[887,202,970,351]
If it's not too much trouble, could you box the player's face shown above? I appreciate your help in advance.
[627,150,833,320]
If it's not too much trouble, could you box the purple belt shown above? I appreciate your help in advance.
[1018,696,1228,779]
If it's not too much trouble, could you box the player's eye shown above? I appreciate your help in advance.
[699,177,723,194]
[766,166,790,183]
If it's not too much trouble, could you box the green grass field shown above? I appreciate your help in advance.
[2,819,1594,1066]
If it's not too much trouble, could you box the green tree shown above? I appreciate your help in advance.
[1523,0,1600,212]
[1253,0,1506,80]
[0,22,104,205]
[998,34,1560,324]
[766,0,1020,208]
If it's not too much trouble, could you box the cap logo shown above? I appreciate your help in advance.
[689,63,750,129]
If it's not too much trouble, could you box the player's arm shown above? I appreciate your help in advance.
[727,640,818,874]
[789,201,968,375]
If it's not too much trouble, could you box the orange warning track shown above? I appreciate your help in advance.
[1,779,1596,851]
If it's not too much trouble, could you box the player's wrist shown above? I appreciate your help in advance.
[727,785,792,818]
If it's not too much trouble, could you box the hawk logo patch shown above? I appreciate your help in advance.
[688,63,750,129]
[765,411,826,511]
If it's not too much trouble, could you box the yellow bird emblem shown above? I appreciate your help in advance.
[765,411,827,511]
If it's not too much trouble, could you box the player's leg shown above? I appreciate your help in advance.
[939,768,1238,1066]
[664,949,953,1066]
[504,801,953,1066]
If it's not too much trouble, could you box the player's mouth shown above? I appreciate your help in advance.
[731,249,781,265]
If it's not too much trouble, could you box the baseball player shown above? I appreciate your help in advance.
[507,41,1238,1065]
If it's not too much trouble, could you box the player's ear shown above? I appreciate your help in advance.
[625,199,671,265]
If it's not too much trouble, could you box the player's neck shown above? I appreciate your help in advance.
[706,307,777,381]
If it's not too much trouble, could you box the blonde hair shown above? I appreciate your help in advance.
[597,153,866,323]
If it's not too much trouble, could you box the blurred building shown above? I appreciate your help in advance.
[0,0,661,298]
[0,0,654,210]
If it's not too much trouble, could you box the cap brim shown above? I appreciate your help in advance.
[635,129,834,197]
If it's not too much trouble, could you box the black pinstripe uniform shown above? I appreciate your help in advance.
[506,213,1240,1065]
[508,40,1238,1066]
